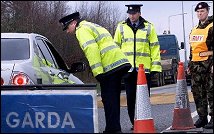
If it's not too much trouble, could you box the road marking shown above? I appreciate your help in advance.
[162,110,211,132]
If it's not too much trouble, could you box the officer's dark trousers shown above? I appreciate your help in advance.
[124,71,151,125]
[99,71,125,132]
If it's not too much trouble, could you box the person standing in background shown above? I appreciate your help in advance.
[114,4,162,130]
[188,2,213,129]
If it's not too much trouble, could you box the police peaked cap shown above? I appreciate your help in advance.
[125,4,143,14]
[59,12,80,31]
[195,2,210,11]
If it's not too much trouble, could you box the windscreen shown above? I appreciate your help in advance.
[158,35,178,57]
[1,38,30,61]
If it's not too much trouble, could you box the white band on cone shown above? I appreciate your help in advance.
[135,85,153,120]
[175,80,190,109]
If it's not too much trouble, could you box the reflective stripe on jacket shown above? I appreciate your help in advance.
[75,20,130,77]
[114,21,161,73]
[189,22,213,61]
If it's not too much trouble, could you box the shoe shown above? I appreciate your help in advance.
[204,117,213,129]
[194,116,208,128]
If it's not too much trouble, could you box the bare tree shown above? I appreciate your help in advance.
[72,1,122,35]
[1,1,125,83]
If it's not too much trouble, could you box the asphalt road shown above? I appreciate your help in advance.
[97,84,213,133]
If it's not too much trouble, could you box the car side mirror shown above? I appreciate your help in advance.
[180,42,184,49]
[68,62,86,73]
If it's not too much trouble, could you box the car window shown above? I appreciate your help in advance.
[36,39,57,68]
[33,41,47,65]
[1,38,30,61]
[43,39,69,72]
[42,40,59,69]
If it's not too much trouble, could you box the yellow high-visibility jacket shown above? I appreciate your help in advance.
[189,22,213,61]
[75,20,130,77]
[114,17,162,73]
[33,55,75,84]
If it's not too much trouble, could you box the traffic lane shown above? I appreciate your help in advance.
[151,85,212,133]
[151,84,191,94]
[98,103,186,133]
[98,103,213,133]
[155,103,213,133]
[98,90,194,107]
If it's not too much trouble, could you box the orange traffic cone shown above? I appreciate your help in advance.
[171,62,195,130]
[133,64,156,133]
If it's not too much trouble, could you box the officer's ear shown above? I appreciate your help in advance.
[72,20,78,27]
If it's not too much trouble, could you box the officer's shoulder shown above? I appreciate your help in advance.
[116,21,127,27]
[144,19,153,25]
[119,21,126,25]
[144,20,155,27]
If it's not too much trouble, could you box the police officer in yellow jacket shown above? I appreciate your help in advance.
[59,12,131,133]
[114,4,162,129]
[188,2,213,129]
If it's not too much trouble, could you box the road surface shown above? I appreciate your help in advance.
[97,84,213,133]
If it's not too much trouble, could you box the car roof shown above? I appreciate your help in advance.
[1,33,48,40]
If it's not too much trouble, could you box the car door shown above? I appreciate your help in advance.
[41,38,84,84]
[35,37,74,84]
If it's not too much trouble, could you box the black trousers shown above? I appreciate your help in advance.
[123,71,151,125]
[99,70,126,132]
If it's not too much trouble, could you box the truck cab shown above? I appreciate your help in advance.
[151,34,180,87]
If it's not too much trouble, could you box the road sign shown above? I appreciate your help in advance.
[1,85,98,133]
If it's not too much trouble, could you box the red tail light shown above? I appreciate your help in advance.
[1,77,4,85]
[12,73,30,85]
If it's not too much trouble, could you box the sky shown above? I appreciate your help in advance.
[67,1,213,62]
